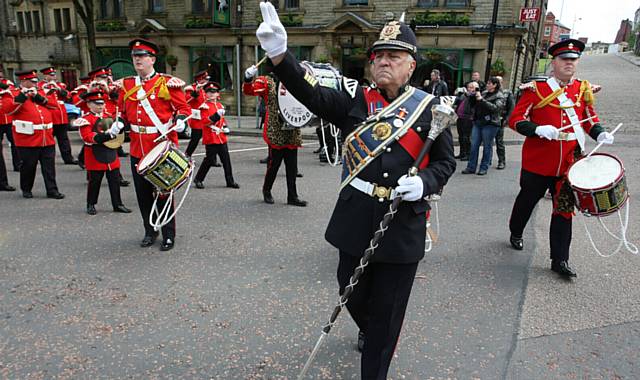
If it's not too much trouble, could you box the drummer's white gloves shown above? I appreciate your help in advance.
[535,124,559,140]
[396,175,424,202]
[108,120,125,137]
[174,118,187,133]
[244,65,258,81]
[597,131,614,144]
[256,2,287,58]
[217,108,225,117]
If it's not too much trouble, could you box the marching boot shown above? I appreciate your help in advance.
[259,156,269,164]
[0,184,15,191]
[263,190,274,204]
[140,232,158,247]
[510,234,524,250]
[160,237,174,251]
[113,204,132,213]
[87,204,97,215]
[287,197,308,207]
[47,191,65,199]
[194,180,205,189]
[551,260,577,278]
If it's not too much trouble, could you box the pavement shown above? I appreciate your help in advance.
[617,51,640,67]
[0,54,639,379]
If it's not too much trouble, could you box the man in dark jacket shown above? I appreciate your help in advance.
[253,2,455,378]
[424,69,449,97]
[494,76,515,169]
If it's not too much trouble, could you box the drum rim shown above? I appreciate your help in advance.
[137,140,171,175]
[567,152,625,192]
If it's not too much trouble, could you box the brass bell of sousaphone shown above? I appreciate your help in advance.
[95,117,124,149]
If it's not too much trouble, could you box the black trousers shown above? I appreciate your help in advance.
[17,146,58,194]
[131,156,175,239]
[53,123,74,163]
[78,145,85,164]
[337,251,418,380]
[456,118,472,157]
[87,169,123,208]
[263,147,298,200]
[184,129,202,157]
[495,126,505,163]
[509,169,572,262]
[195,143,235,185]
[0,123,20,171]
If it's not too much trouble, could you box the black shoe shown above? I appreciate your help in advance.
[87,204,97,215]
[194,180,204,189]
[226,182,240,189]
[78,161,85,170]
[140,232,158,247]
[0,184,15,191]
[119,179,130,187]
[212,162,221,167]
[510,234,524,250]
[288,197,308,207]
[551,260,577,278]
[477,170,487,176]
[113,204,132,213]
[160,238,174,251]
[296,172,303,178]
[64,159,79,165]
[357,330,365,353]
[263,191,274,204]
[313,147,322,154]
[497,162,506,170]
[22,191,33,199]
[461,168,474,174]
[260,157,269,164]
[47,191,65,199]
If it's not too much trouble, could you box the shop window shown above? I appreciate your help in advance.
[191,46,235,90]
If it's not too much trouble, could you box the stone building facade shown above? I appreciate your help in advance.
[1,0,546,115]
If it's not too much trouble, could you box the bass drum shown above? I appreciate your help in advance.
[277,61,342,128]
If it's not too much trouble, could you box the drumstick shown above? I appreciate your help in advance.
[586,122,623,158]
[556,116,597,132]
[153,114,193,143]
[255,56,268,68]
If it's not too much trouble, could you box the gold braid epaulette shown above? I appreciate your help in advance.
[533,79,594,110]
[123,76,171,102]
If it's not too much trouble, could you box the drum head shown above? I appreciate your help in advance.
[568,153,622,190]
[138,140,170,172]
[278,82,314,128]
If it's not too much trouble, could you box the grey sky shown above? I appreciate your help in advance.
[547,0,638,43]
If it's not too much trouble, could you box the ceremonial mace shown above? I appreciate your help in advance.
[297,103,458,379]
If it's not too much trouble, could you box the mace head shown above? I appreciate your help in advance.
[429,103,457,140]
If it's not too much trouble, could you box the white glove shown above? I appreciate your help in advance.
[597,131,614,145]
[222,127,230,134]
[256,2,288,58]
[174,118,186,133]
[108,120,125,137]
[217,108,225,116]
[245,65,258,80]
[535,124,559,140]
[396,175,424,202]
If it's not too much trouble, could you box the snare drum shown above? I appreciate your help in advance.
[278,61,342,128]
[137,141,192,192]
[567,153,628,216]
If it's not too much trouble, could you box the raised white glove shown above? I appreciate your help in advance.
[256,1,288,58]
[174,118,186,133]
[396,174,424,202]
[217,108,225,116]
[535,124,559,140]
[245,65,258,80]
[222,127,230,134]
[108,120,125,137]
[597,131,614,145]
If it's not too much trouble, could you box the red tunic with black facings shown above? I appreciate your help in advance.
[200,100,228,145]
[185,84,206,130]
[509,79,600,177]
[75,111,121,171]
[117,73,190,159]
[0,79,15,125]
[2,88,54,147]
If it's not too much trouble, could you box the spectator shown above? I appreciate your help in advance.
[471,71,486,92]
[452,81,478,161]
[461,76,505,176]
[424,69,449,96]
[494,76,515,169]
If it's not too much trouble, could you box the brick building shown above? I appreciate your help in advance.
[1,0,546,115]
[614,19,632,44]
[540,11,570,57]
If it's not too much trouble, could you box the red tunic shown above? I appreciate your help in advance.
[185,84,206,130]
[200,100,228,145]
[1,88,55,147]
[0,79,15,125]
[75,111,121,171]
[117,73,190,159]
[38,81,69,125]
[509,79,600,177]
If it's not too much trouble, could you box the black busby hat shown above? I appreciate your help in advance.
[548,38,585,59]
[369,18,418,58]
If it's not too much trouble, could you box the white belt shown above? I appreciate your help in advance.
[33,123,53,130]
[350,177,398,202]
[130,125,159,134]
[558,132,577,141]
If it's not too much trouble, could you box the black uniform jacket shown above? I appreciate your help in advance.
[274,52,456,264]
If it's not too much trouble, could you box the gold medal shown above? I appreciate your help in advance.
[372,122,392,141]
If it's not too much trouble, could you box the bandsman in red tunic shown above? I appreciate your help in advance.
[73,90,131,215]
[508,39,614,278]
[193,82,239,189]
[38,66,77,164]
[108,38,190,251]
[184,70,217,165]
[1,70,64,199]
[0,71,18,190]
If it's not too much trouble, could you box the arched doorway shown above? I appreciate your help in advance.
[411,48,473,93]
[107,59,135,79]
